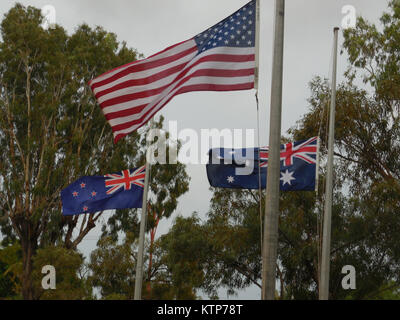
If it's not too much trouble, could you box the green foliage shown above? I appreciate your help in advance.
[0,2,142,243]
[151,1,400,300]
[3,0,400,301]
[151,201,263,299]
[204,189,262,297]
[31,246,90,300]
[0,3,189,299]
[0,3,146,298]
[89,214,207,300]
[87,236,136,300]
[0,243,22,299]
[154,214,211,299]
[287,1,400,299]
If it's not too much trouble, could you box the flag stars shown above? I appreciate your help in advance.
[91,191,97,197]
[280,170,296,186]
[194,3,255,50]
[83,206,88,212]
[72,191,78,197]
[80,182,86,188]
[227,176,235,183]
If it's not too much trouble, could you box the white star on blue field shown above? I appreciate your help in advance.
[280,169,296,186]
[194,0,255,53]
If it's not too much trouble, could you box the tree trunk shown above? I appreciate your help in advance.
[20,221,37,300]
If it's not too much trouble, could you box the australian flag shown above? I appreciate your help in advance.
[61,166,145,215]
[206,137,319,191]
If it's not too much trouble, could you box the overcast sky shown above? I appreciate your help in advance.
[0,0,390,299]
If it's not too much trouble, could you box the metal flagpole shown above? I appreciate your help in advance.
[134,120,154,300]
[319,27,339,300]
[315,137,321,196]
[255,0,261,90]
[255,0,263,258]
[261,0,285,300]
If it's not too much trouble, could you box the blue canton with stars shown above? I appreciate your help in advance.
[194,0,256,53]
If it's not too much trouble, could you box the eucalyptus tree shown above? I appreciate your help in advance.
[0,4,143,299]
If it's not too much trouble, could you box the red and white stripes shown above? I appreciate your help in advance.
[89,38,255,143]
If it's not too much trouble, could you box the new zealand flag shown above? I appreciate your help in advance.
[206,137,318,191]
[61,166,145,215]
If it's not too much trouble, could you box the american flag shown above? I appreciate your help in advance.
[259,137,319,168]
[89,1,256,143]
